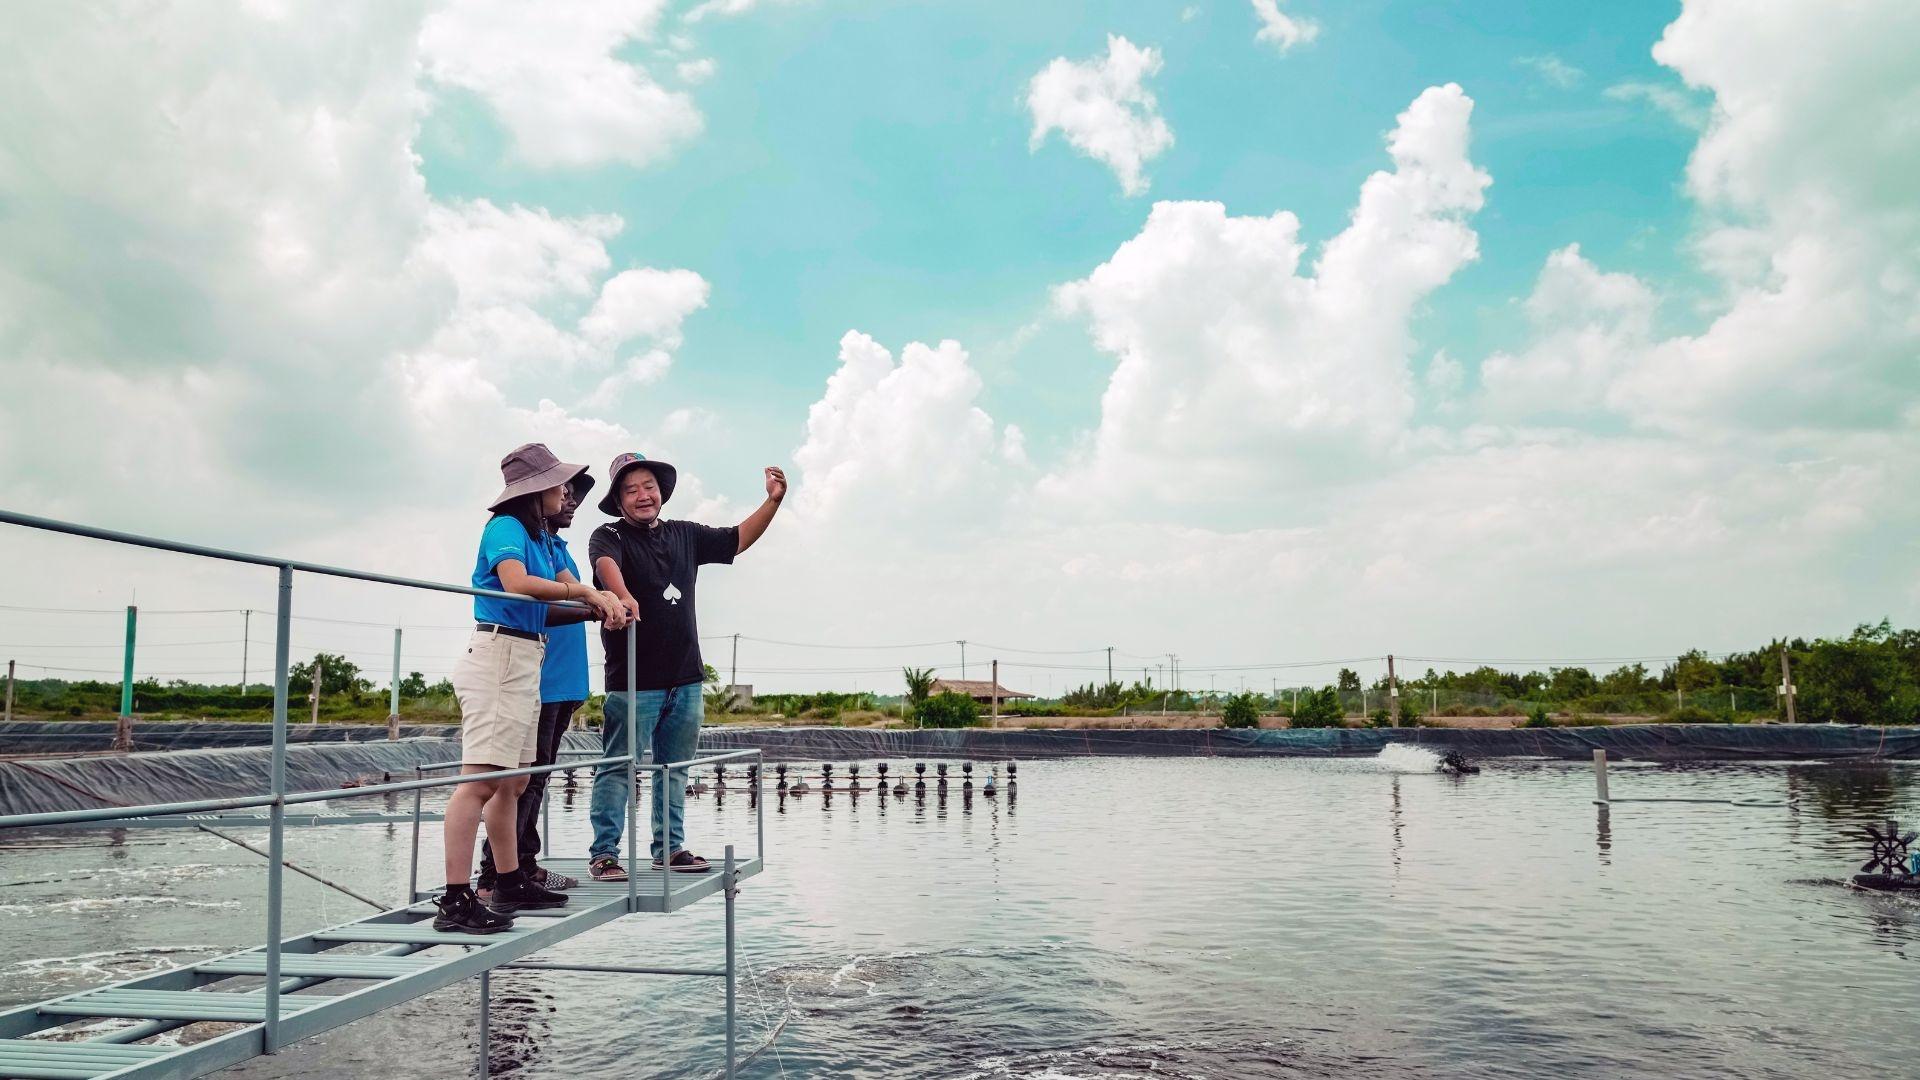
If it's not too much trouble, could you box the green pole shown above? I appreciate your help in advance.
[115,604,137,750]
[120,605,137,717]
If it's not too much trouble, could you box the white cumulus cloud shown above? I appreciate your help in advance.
[1041,84,1488,509]
[791,331,1005,526]
[1027,35,1174,196]
[419,0,701,168]
[1250,0,1320,52]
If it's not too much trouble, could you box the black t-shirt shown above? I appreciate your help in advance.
[588,518,738,692]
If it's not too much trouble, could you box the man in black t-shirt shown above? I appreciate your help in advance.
[585,451,786,878]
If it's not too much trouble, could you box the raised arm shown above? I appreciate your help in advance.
[735,466,787,555]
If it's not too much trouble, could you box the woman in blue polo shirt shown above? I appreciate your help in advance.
[438,443,627,934]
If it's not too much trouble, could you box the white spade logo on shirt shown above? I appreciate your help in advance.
[662,583,683,605]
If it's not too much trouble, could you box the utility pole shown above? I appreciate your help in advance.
[991,659,1001,723]
[1387,654,1399,727]
[1779,647,1797,723]
[4,659,14,723]
[1106,646,1113,684]
[731,633,740,687]
[241,609,251,695]
[387,629,403,740]
[958,640,967,682]
[310,656,324,726]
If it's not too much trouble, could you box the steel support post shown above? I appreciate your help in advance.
[264,565,292,1051]
[626,623,639,912]
[478,969,491,1079]
[724,844,737,1079]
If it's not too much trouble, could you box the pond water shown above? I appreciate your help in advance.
[3,753,1918,1078]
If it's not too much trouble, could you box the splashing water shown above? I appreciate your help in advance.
[1374,744,1442,773]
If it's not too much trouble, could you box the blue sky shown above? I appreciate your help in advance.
[415,0,1704,466]
[0,0,1915,691]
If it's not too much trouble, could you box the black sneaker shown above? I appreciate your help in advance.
[651,849,713,874]
[434,888,514,934]
[489,871,570,912]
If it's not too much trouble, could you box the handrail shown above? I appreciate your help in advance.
[0,754,636,830]
[0,508,592,609]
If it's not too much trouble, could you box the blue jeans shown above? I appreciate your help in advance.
[589,683,703,862]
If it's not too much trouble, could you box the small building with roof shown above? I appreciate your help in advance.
[930,678,1034,705]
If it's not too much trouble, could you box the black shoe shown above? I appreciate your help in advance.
[434,888,515,934]
[489,871,569,911]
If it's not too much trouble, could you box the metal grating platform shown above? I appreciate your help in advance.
[0,856,760,1079]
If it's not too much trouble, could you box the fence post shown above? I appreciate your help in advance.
[264,565,293,1052]
[991,659,1000,722]
[388,628,402,740]
[310,656,323,726]
[1387,654,1399,727]
[4,659,13,723]
[1779,648,1797,723]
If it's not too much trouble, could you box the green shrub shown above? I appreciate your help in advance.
[1290,687,1345,729]
[1367,708,1393,728]
[1665,705,1720,724]
[1397,695,1421,726]
[915,691,981,729]
[1221,692,1261,729]
[1524,703,1552,728]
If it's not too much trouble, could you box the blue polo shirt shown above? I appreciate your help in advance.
[472,515,556,633]
[541,538,589,703]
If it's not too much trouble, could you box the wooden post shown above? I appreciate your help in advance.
[1387,654,1400,727]
[731,633,740,688]
[240,609,251,695]
[1778,648,1796,723]
[310,656,323,726]
[4,659,14,723]
[1592,748,1610,803]
[1105,646,1113,684]
[991,659,1000,723]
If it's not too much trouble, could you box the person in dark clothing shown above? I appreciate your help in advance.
[477,471,594,897]
[585,451,786,880]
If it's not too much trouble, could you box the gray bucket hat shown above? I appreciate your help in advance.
[598,451,677,516]
[488,443,589,512]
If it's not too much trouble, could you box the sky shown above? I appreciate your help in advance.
[0,0,1916,696]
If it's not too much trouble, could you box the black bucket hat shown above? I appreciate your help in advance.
[598,451,677,517]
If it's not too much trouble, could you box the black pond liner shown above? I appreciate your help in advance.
[4,721,1916,818]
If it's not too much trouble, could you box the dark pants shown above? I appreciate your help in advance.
[478,698,581,885]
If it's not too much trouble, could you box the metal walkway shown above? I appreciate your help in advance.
[0,509,768,1078]
[0,855,760,1080]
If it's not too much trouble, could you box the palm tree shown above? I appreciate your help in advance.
[902,667,936,727]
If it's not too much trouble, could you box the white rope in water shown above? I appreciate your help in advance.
[1606,797,1786,808]
[692,946,793,1080]
[735,949,792,1080]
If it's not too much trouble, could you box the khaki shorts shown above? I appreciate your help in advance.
[452,629,544,768]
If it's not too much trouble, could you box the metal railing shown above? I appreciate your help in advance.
[0,508,764,1065]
